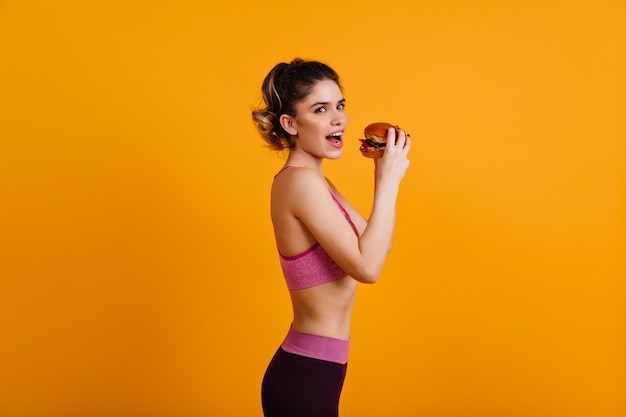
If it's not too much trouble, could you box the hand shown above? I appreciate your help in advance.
[374,126,411,187]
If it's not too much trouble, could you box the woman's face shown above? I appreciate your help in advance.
[285,79,348,160]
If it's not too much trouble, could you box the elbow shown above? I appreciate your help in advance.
[353,265,382,284]
[361,275,380,284]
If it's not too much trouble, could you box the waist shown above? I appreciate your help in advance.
[281,327,350,364]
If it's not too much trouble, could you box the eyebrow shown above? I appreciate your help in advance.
[309,98,346,108]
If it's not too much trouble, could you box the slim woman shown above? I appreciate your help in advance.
[252,58,410,417]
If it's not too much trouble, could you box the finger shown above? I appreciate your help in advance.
[386,125,397,145]
[394,127,407,148]
[404,135,411,151]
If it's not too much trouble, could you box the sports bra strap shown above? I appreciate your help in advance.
[274,165,298,178]
[330,192,360,237]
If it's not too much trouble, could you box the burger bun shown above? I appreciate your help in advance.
[359,122,397,158]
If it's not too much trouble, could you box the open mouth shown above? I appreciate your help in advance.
[326,131,343,145]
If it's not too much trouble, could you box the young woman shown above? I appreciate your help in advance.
[252,58,411,417]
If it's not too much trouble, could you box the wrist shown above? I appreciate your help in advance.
[374,178,400,193]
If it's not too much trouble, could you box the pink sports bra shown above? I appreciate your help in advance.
[274,166,360,290]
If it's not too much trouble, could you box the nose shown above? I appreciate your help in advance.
[331,108,347,126]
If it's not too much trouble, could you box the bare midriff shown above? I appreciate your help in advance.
[288,276,358,340]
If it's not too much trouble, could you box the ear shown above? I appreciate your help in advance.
[279,114,298,136]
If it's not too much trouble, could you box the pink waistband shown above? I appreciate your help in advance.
[281,327,350,364]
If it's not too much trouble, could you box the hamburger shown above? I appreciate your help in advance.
[358,122,398,158]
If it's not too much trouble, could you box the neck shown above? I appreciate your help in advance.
[286,149,325,176]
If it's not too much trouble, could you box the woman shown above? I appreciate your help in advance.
[252,58,411,417]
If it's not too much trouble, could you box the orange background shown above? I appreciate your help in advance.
[1,1,625,416]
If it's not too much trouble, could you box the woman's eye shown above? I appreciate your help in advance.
[337,103,345,110]
[315,107,327,113]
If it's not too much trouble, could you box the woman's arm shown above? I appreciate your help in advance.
[279,128,411,284]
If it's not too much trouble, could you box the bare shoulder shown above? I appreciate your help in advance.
[272,167,328,203]
[273,166,323,185]
[271,167,337,254]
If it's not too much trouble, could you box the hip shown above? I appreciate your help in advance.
[280,326,350,364]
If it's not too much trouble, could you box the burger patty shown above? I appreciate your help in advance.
[359,138,386,149]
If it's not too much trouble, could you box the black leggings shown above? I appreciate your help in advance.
[261,347,348,417]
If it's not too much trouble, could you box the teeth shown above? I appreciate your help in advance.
[326,132,343,144]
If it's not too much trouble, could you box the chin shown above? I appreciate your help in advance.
[325,149,344,160]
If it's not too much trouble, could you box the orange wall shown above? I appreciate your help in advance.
[1,1,624,416]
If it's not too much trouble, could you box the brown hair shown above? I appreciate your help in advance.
[251,58,342,151]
